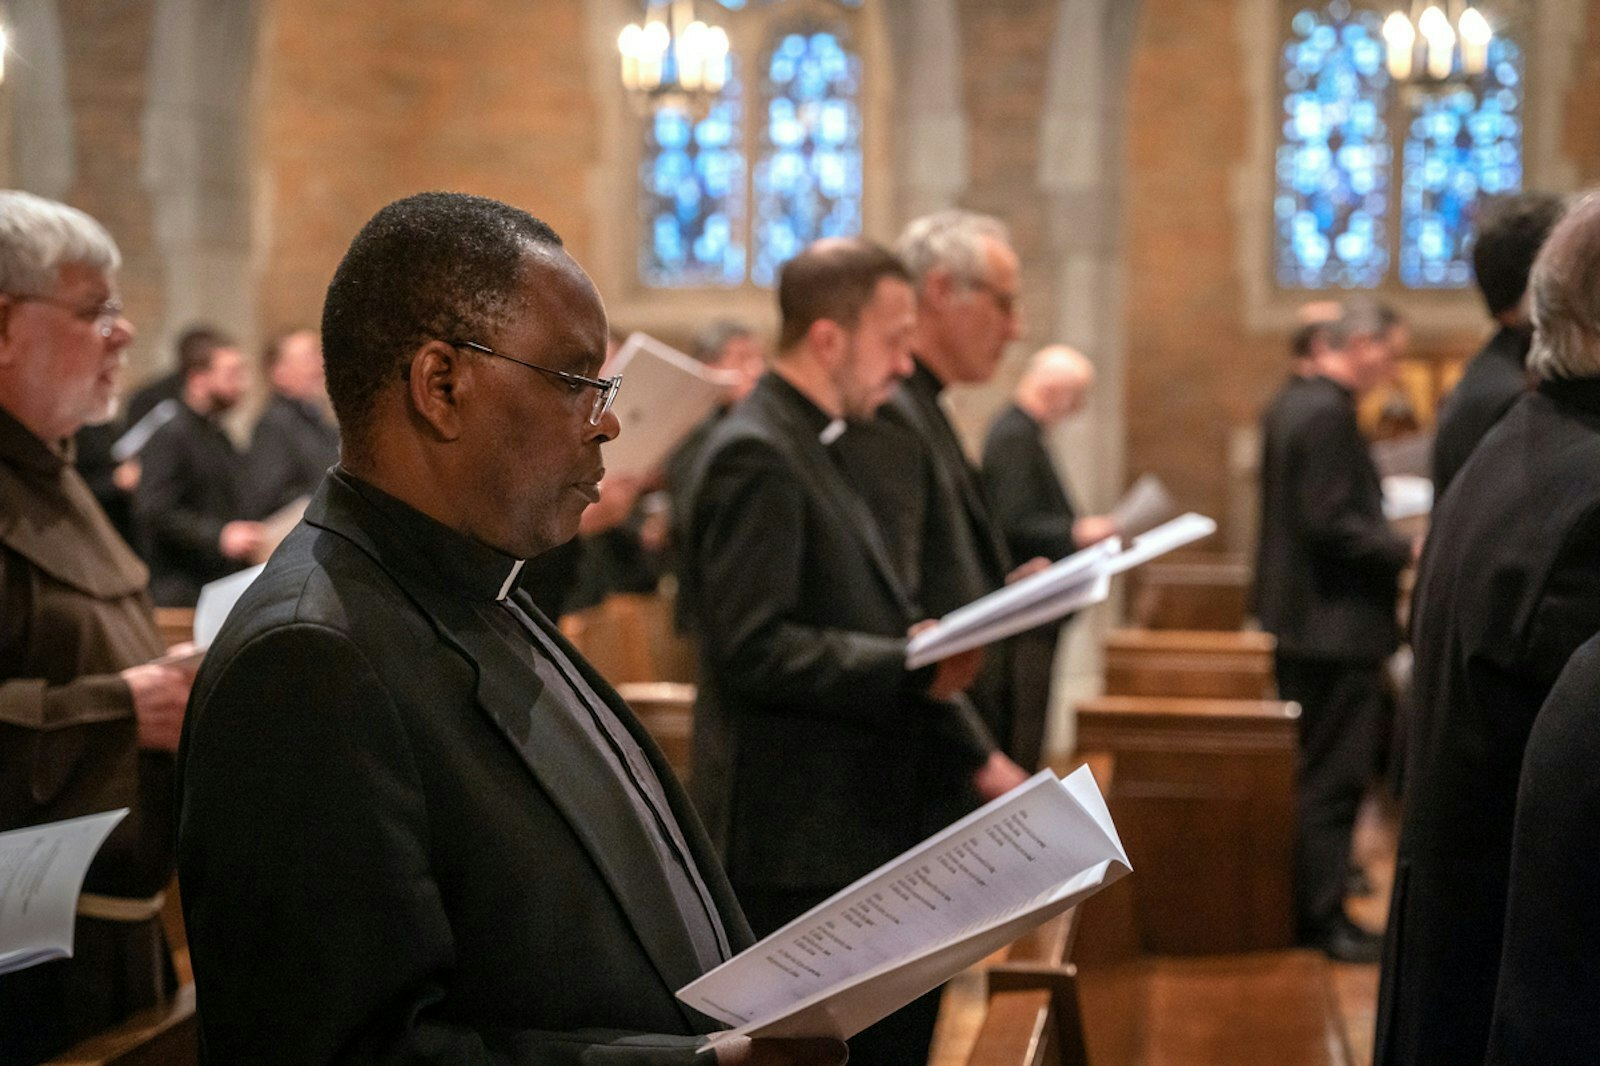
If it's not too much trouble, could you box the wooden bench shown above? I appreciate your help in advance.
[615,681,695,784]
[1103,629,1276,700]
[152,608,194,651]
[1075,697,1300,955]
[561,592,697,686]
[43,984,197,1066]
[1127,555,1251,631]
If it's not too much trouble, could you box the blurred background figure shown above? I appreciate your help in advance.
[246,327,338,518]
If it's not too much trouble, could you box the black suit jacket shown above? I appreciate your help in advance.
[246,392,340,518]
[980,403,1077,563]
[135,404,251,606]
[1374,378,1600,1066]
[177,471,751,1064]
[1487,630,1600,1064]
[681,373,993,893]
[1254,374,1409,660]
[1430,325,1531,497]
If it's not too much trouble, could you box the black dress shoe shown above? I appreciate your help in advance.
[1320,918,1383,964]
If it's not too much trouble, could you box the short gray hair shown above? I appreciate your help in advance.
[895,209,1012,286]
[0,190,121,295]
[1527,192,1600,381]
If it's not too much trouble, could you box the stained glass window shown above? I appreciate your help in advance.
[1275,1,1527,291]
[639,71,747,288]
[1399,36,1524,286]
[639,4,865,289]
[752,30,863,286]
[1275,2,1393,288]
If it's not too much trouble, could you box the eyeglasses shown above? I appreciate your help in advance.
[962,278,1019,319]
[8,293,125,338]
[449,339,622,426]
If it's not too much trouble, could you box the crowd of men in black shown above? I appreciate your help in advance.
[6,178,1600,1066]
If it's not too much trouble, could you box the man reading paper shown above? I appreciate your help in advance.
[681,238,1026,1066]
[176,192,842,1065]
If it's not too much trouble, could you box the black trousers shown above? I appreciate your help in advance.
[1274,653,1388,939]
[737,885,942,1066]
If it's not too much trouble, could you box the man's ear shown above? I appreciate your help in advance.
[405,341,468,441]
[806,318,846,370]
[921,267,957,311]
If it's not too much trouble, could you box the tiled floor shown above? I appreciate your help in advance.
[928,792,1400,1066]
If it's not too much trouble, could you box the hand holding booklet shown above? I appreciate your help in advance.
[677,765,1129,1045]
[906,512,1218,669]
[0,811,128,975]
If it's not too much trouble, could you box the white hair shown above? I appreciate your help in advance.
[0,189,121,295]
[895,209,1012,286]
[1527,192,1600,381]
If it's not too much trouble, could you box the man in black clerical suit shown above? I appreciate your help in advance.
[682,238,1025,1066]
[834,210,1049,771]
[177,193,842,1066]
[1255,303,1412,964]
[1375,194,1600,1066]
[246,327,339,518]
[134,329,264,605]
[980,345,1117,769]
[1430,191,1565,496]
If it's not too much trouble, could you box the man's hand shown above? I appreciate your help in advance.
[112,458,141,493]
[1072,514,1119,548]
[972,750,1029,801]
[910,620,984,700]
[713,1035,848,1064]
[1006,557,1050,584]
[219,520,267,561]
[121,656,196,752]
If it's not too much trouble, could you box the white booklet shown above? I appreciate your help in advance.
[0,810,129,975]
[602,333,744,479]
[678,765,1129,1045]
[905,513,1218,669]
[1110,474,1177,540]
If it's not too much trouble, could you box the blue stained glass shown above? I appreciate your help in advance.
[1399,37,1524,288]
[752,28,862,286]
[1274,3,1392,288]
[640,66,747,287]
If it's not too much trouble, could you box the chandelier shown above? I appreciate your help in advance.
[618,1,731,115]
[1382,2,1495,83]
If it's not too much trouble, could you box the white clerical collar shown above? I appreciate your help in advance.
[496,558,527,601]
[818,418,846,445]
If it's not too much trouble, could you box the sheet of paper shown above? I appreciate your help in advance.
[1102,512,1218,576]
[110,399,180,463]
[1110,474,1177,539]
[0,810,129,976]
[1382,475,1433,520]
[600,333,743,479]
[679,766,1129,1043]
[193,563,266,649]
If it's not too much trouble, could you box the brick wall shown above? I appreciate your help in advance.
[255,0,600,338]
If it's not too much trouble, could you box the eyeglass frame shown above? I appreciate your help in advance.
[7,293,125,339]
[960,277,1020,319]
[447,339,622,426]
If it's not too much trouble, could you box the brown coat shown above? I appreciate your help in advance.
[0,404,175,1060]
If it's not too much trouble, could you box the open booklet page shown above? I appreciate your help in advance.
[0,810,129,976]
[906,513,1218,669]
[678,765,1130,1044]
[1110,474,1177,539]
[601,333,744,479]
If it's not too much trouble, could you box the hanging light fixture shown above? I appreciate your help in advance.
[618,0,730,115]
[1382,1,1495,84]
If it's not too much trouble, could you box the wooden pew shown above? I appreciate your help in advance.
[1075,696,1299,955]
[152,608,194,651]
[561,592,697,686]
[44,984,197,1066]
[615,681,695,784]
[1127,554,1251,631]
[1103,629,1276,700]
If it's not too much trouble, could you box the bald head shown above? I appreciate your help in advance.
[1527,192,1600,381]
[1015,345,1094,425]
